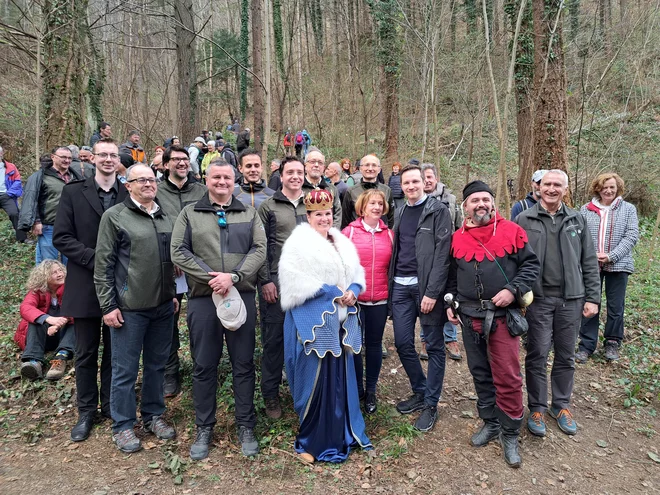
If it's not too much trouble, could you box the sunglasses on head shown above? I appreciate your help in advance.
[216,209,227,228]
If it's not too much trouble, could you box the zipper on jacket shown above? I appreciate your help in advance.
[370,230,376,301]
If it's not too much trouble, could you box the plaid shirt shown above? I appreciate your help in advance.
[580,197,639,273]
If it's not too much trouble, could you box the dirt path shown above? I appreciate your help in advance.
[1,324,659,494]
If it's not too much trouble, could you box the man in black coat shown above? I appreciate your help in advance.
[53,138,128,442]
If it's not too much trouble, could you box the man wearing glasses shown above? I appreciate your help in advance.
[156,145,207,397]
[19,146,83,264]
[302,147,341,228]
[53,138,128,443]
[171,159,266,460]
[95,163,178,453]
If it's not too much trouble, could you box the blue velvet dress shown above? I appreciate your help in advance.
[284,284,372,462]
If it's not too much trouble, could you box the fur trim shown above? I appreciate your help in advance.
[279,223,366,311]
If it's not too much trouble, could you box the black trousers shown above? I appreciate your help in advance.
[0,193,26,241]
[74,317,112,416]
[260,295,285,400]
[165,293,184,377]
[188,293,257,429]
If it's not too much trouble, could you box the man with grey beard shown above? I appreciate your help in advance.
[446,180,539,467]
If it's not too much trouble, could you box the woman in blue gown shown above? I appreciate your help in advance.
[278,189,372,463]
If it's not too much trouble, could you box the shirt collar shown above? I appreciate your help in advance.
[130,197,160,216]
[407,193,428,207]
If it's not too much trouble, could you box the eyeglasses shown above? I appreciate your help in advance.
[54,155,72,161]
[216,210,227,228]
[170,157,190,163]
[307,160,325,166]
[127,177,160,185]
[95,152,120,160]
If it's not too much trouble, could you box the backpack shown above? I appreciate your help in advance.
[518,198,531,211]
[222,147,237,168]
[295,132,304,145]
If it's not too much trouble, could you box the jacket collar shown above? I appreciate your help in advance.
[161,170,197,192]
[304,177,329,190]
[194,191,246,212]
[123,195,165,218]
[360,179,379,189]
[237,177,266,193]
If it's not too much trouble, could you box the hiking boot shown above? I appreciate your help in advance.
[575,350,589,364]
[238,426,259,457]
[163,373,181,397]
[46,359,67,381]
[604,341,620,361]
[113,428,142,453]
[549,407,577,435]
[20,360,43,380]
[396,392,425,415]
[382,343,389,359]
[71,413,95,442]
[470,419,501,447]
[190,426,213,461]
[365,392,377,415]
[446,341,462,361]
[526,411,546,437]
[264,396,282,420]
[419,342,429,360]
[145,415,176,440]
[414,406,438,432]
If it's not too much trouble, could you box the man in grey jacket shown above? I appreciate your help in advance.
[516,169,600,438]
[389,164,452,432]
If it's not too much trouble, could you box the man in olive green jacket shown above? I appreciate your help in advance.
[171,159,266,461]
[95,164,178,454]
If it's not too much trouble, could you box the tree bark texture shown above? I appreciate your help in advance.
[174,0,198,144]
[531,0,569,173]
[252,0,264,155]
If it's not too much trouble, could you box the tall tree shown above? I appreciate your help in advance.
[174,0,198,143]
[42,0,91,151]
[531,0,569,174]
[240,0,250,120]
[251,0,264,155]
[369,0,402,162]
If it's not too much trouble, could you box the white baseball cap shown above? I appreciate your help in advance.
[532,170,548,183]
[211,287,246,331]
[194,136,206,144]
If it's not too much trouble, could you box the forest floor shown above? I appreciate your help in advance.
[0,220,659,494]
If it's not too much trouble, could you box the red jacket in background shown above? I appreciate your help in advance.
[14,285,72,350]
[342,218,393,303]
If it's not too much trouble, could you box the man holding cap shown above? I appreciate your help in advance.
[171,158,266,460]
[446,180,539,467]
[510,170,547,220]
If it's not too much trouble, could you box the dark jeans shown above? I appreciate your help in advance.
[0,194,26,242]
[74,317,112,416]
[579,271,629,354]
[110,300,174,433]
[462,317,523,419]
[22,322,75,362]
[525,296,583,413]
[165,293,184,377]
[188,294,257,429]
[391,282,446,407]
[260,296,285,400]
[353,304,389,395]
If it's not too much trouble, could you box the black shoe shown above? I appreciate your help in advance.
[238,426,259,457]
[500,432,522,468]
[414,406,438,432]
[71,413,95,442]
[365,392,377,415]
[190,426,213,461]
[396,392,425,415]
[163,373,181,397]
[604,340,620,361]
[264,396,282,420]
[470,420,501,447]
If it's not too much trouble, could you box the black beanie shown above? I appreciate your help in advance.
[462,180,495,201]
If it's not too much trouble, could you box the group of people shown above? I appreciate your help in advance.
[5,132,639,469]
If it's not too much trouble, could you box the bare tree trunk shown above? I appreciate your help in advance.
[174,0,198,144]
[264,0,272,162]
[252,0,265,155]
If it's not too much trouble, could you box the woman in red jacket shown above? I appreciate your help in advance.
[342,189,393,414]
[15,260,74,381]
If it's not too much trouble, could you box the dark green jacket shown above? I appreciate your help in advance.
[171,193,266,297]
[94,197,175,314]
[341,180,395,229]
[515,202,601,303]
[157,173,207,221]
[257,190,308,286]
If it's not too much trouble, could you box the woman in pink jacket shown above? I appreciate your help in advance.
[342,189,393,414]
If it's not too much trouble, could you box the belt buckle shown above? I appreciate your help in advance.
[480,299,488,310]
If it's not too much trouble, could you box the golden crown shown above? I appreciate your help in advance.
[304,189,334,211]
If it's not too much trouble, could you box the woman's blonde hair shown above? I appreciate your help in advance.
[355,189,389,218]
[590,173,625,198]
[26,260,66,293]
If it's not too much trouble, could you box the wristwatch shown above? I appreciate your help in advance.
[231,273,240,284]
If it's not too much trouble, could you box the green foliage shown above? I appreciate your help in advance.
[308,0,324,55]
[367,0,402,80]
[272,0,285,76]
[239,0,250,120]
